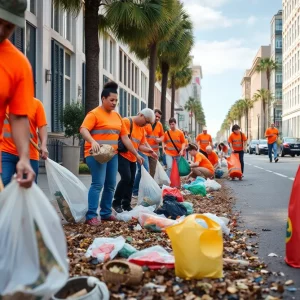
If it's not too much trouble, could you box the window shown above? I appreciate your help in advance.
[132,63,135,93]
[275,54,282,63]
[275,19,282,31]
[141,101,146,110]
[141,72,147,100]
[53,4,59,32]
[65,53,71,105]
[276,73,282,83]
[275,89,282,99]
[276,37,282,48]
[28,0,36,15]
[26,22,36,95]
[135,67,138,94]
[109,40,113,74]
[63,11,71,41]
[119,50,123,82]
[51,2,71,40]
[119,89,127,117]
[9,27,24,53]
[131,96,138,116]
[128,59,131,88]
[103,37,108,70]
[124,55,127,86]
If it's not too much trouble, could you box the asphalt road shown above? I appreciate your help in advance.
[226,153,300,297]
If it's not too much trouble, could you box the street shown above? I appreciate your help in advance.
[226,153,300,292]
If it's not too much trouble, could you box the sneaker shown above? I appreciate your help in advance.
[101,215,117,222]
[122,205,133,212]
[275,158,279,163]
[85,217,101,226]
[112,203,123,214]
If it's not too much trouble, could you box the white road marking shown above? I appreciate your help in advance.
[265,170,273,173]
[273,172,288,178]
[289,177,295,181]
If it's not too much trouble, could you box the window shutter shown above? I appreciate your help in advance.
[9,27,24,53]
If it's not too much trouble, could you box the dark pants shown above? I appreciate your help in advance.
[114,154,136,208]
[234,150,244,173]
[200,149,208,158]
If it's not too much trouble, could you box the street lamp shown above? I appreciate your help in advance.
[257,114,260,139]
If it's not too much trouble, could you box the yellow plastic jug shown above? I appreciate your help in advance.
[166,214,223,279]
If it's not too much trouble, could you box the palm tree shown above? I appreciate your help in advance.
[256,58,278,126]
[184,97,200,135]
[253,89,273,133]
[194,101,206,134]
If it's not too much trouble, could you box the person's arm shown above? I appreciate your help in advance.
[121,135,144,164]
[38,125,48,160]
[190,161,199,168]
[138,144,158,159]
[9,114,35,188]
[80,127,101,153]
[265,129,270,138]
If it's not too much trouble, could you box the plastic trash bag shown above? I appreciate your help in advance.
[183,181,207,196]
[226,153,242,179]
[181,202,194,215]
[138,213,177,232]
[118,243,137,258]
[205,179,221,192]
[178,156,191,177]
[116,205,156,222]
[203,213,230,235]
[128,246,175,269]
[162,186,183,202]
[154,162,170,186]
[85,236,125,263]
[156,195,187,219]
[0,180,69,299]
[170,159,181,188]
[138,166,162,208]
[220,158,228,168]
[166,214,223,279]
[45,158,88,223]
[215,169,224,179]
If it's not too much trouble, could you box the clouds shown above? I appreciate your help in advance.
[182,0,229,8]
[192,39,257,75]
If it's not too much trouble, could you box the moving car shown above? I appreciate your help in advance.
[255,139,268,155]
[279,137,300,157]
[248,140,258,154]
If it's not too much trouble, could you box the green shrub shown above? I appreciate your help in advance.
[79,163,90,174]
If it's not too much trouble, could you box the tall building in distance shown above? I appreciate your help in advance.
[270,10,283,134]
[282,0,300,137]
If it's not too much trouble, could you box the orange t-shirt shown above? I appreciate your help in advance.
[1,98,47,160]
[265,128,279,144]
[196,133,213,152]
[144,121,164,152]
[162,129,186,157]
[80,107,128,157]
[193,152,214,174]
[208,151,219,167]
[0,39,34,135]
[228,132,247,151]
[120,118,146,162]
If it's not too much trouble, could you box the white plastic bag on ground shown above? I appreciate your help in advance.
[205,179,221,192]
[116,205,156,222]
[0,180,69,299]
[203,213,230,235]
[45,158,88,223]
[138,166,162,208]
[85,236,125,263]
[154,162,170,186]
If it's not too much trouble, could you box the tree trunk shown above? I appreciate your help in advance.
[160,62,169,125]
[85,1,100,114]
[148,43,158,110]
[262,101,266,135]
[246,108,249,138]
[171,75,176,118]
[194,118,197,136]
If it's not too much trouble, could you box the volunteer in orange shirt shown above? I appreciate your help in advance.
[206,145,220,171]
[218,142,229,157]
[228,124,247,174]
[113,108,157,213]
[1,98,48,186]
[187,143,214,179]
[0,1,35,187]
[196,127,212,158]
[80,81,144,226]
[157,118,186,177]
[265,122,279,163]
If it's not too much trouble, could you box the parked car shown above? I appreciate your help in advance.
[279,137,300,157]
[255,139,268,155]
[248,139,259,154]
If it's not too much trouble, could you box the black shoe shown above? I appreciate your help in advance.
[122,205,133,212]
[270,160,272,163]
[112,203,123,214]
[275,158,279,163]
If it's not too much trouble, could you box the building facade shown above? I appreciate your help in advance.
[10,0,172,138]
[282,0,300,138]
[270,10,283,135]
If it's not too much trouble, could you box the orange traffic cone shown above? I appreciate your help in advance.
[285,166,300,268]
[170,159,181,189]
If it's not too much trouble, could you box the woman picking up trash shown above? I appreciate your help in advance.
[80,81,144,226]
[187,143,214,179]
[218,142,229,158]
[206,145,220,171]
[113,109,158,213]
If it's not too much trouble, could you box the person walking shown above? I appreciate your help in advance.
[265,123,279,163]
[228,124,247,176]
[157,118,186,177]
[187,143,214,179]
[196,127,212,158]
[80,81,144,226]
[1,98,48,185]
[113,109,157,213]
[0,0,36,187]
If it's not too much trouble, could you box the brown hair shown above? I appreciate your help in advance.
[154,109,162,115]
[169,117,176,124]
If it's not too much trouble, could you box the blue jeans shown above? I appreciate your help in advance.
[165,154,181,177]
[132,152,149,196]
[268,142,278,161]
[86,155,118,220]
[1,152,39,186]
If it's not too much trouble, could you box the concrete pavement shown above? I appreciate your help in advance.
[226,153,300,297]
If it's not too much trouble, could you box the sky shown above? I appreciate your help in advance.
[182,0,282,137]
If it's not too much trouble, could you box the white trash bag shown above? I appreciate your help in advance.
[203,213,230,235]
[0,180,69,299]
[45,158,88,223]
[116,205,156,222]
[138,166,162,208]
[154,162,170,186]
[205,178,222,192]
